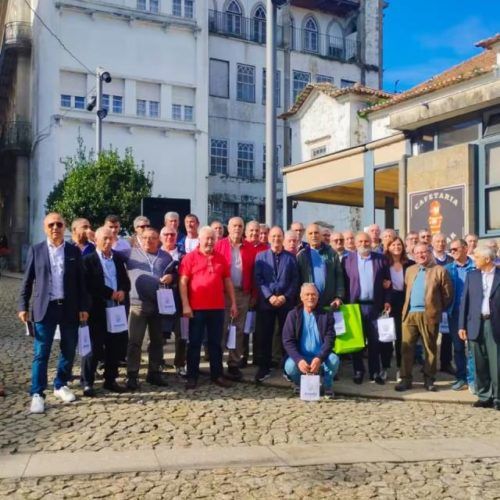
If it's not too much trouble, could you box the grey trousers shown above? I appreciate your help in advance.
[127,305,163,377]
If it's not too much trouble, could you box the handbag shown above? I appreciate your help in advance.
[105,303,128,333]
[377,315,396,342]
[332,304,365,354]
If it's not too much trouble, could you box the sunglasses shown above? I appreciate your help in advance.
[48,222,63,228]
[136,225,150,229]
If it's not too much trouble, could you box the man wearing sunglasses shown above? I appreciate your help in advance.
[130,215,151,248]
[18,212,89,414]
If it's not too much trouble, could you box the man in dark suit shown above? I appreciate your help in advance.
[459,246,500,410]
[254,226,299,382]
[81,227,131,396]
[18,212,88,414]
[343,232,392,384]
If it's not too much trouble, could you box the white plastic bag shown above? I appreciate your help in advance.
[377,316,396,343]
[157,288,176,315]
[300,374,320,401]
[105,304,128,333]
[333,311,346,335]
[78,324,92,357]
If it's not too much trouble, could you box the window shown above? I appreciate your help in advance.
[138,0,158,12]
[209,59,230,98]
[237,142,254,178]
[303,17,318,53]
[172,104,182,120]
[262,69,281,107]
[253,6,266,43]
[223,202,239,222]
[226,1,242,35]
[137,99,147,116]
[316,74,333,84]
[211,139,228,174]
[237,64,255,103]
[311,145,327,158]
[112,96,123,114]
[102,94,110,111]
[484,143,500,232]
[185,0,193,18]
[173,0,182,16]
[341,79,356,88]
[437,118,480,149]
[150,0,159,13]
[292,70,310,102]
[184,105,193,122]
[74,96,85,109]
[137,0,146,10]
[484,113,500,138]
[60,94,71,107]
[149,101,159,118]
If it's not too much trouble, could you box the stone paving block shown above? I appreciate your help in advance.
[270,441,400,466]
[0,453,30,478]
[24,449,159,477]
[375,437,500,462]
[154,445,283,470]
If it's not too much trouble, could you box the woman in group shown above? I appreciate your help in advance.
[384,236,414,380]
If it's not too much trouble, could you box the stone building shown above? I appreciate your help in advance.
[283,34,500,241]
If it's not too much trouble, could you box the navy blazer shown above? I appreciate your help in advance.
[82,251,131,324]
[342,251,391,318]
[282,306,335,363]
[458,268,500,343]
[254,249,299,310]
[18,241,88,323]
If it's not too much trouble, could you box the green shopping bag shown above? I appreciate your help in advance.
[325,304,365,354]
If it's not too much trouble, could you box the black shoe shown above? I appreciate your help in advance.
[473,399,493,408]
[103,380,127,393]
[226,367,243,381]
[395,380,413,392]
[353,371,364,385]
[186,379,197,390]
[440,364,456,376]
[255,367,271,383]
[212,376,232,388]
[238,357,248,369]
[494,402,500,411]
[82,386,96,397]
[146,373,169,387]
[424,378,438,392]
[126,377,139,391]
[374,375,385,385]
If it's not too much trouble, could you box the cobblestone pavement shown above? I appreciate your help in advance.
[1,459,500,499]
[2,276,500,498]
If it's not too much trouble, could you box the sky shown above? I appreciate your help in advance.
[382,0,500,92]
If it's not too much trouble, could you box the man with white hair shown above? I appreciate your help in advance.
[282,283,340,398]
[368,224,383,253]
[164,211,180,233]
[283,230,299,255]
[381,228,397,252]
[245,220,268,253]
[180,226,237,389]
[465,233,478,257]
[130,215,151,248]
[343,230,356,252]
[459,246,500,409]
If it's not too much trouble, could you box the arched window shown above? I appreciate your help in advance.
[226,1,242,35]
[303,17,318,53]
[253,6,266,43]
[327,21,344,59]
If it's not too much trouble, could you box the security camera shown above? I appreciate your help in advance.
[100,71,112,83]
[86,96,96,111]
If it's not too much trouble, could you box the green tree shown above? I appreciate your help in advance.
[46,139,153,233]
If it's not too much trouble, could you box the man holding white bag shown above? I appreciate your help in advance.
[81,227,130,396]
[126,228,175,390]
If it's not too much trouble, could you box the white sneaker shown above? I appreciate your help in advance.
[396,370,402,383]
[54,386,76,403]
[30,394,45,414]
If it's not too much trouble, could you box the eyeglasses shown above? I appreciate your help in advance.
[161,233,176,237]
[48,222,63,228]
[449,247,461,253]
[332,239,344,242]
[136,225,150,229]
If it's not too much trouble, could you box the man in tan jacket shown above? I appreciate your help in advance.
[395,242,453,392]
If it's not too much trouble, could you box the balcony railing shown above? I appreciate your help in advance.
[291,28,359,62]
[0,121,32,154]
[209,10,284,47]
[4,22,32,51]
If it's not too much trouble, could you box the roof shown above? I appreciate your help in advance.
[365,49,496,114]
[476,33,500,49]
[280,82,393,119]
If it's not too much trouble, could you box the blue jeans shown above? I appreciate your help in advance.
[449,311,466,381]
[187,309,224,381]
[284,353,340,389]
[31,302,78,396]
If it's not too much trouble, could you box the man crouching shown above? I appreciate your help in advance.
[282,283,340,398]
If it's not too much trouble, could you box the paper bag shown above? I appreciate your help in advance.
[105,304,128,333]
[78,324,92,357]
[333,311,346,335]
[157,288,176,315]
[300,374,320,401]
[226,324,236,349]
[377,316,396,343]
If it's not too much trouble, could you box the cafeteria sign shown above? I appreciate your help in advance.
[408,185,465,241]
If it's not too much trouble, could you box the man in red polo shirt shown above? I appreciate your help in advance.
[179,226,237,389]
[215,217,256,380]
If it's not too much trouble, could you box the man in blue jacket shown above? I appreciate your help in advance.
[445,238,475,391]
[282,283,339,398]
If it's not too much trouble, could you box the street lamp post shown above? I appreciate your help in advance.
[87,67,112,156]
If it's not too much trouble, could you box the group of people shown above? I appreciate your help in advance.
[14,211,500,414]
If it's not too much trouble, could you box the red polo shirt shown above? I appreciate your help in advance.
[179,248,230,310]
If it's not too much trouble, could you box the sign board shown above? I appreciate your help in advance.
[408,185,465,241]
